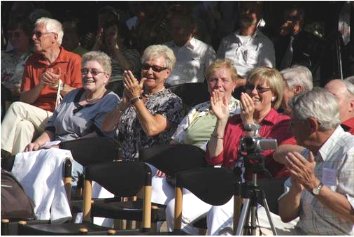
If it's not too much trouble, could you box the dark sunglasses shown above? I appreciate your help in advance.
[32,31,55,38]
[245,84,271,93]
[141,63,167,73]
[81,68,105,76]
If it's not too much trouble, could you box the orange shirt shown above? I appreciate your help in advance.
[21,47,82,112]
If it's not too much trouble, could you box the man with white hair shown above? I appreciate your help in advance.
[1,17,82,155]
[325,78,354,134]
[280,65,313,115]
[278,88,354,235]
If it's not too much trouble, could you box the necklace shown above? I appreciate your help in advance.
[84,89,107,103]
[143,87,165,97]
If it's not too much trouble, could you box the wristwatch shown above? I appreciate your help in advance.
[311,182,323,196]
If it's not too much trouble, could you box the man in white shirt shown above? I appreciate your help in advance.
[217,2,275,87]
[165,12,216,86]
[278,88,354,235]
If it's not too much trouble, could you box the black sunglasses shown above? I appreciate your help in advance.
[245,83,271,93]
[141,63,167,73]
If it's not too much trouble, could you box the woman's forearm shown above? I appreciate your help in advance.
[133,98,168,137]
[207,118,228,158]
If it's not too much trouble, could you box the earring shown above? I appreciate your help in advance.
[271,97,276,102]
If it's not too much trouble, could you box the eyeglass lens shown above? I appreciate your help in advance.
[142,63,167,73]
[245,84,271,93]
[81,68,104,76]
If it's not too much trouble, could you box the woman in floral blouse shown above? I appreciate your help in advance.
[102,44,183,160]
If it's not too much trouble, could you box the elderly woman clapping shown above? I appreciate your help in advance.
[102,44,183,160]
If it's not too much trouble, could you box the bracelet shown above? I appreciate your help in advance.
[130,96,142,105]
[211,133,224,139]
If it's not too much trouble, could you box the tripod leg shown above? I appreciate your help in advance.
[235,198,250,235]
[250,204,258,235]
[260,197,277,235]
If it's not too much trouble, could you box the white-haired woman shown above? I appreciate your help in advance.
[102,44,183,160]
[10,51,120,221]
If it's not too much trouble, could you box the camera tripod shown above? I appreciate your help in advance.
[234,173,277,235]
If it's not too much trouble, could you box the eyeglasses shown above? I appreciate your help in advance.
[141,63,167,73]
[245,84,271,93]
[81,68,105,76]
[32,31,55,38]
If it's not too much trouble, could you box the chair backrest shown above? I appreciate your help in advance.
[168,83,210,108]
[176,167,235,206]
[60,137,119,166]
[82,161,152,230]
[256,177,286,214]
[173,167,235,230]
[140,144,209,176]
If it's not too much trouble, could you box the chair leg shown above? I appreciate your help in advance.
[1,219,9,235]
[82,179,93,222]
[63,158,72,202]
[142,185,152,230]
[174,187,183,230]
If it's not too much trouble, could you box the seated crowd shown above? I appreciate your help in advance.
[1,1,354,235]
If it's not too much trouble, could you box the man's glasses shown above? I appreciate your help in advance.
[245,83,271,93]
[81,68,105,76]
[32,31,55,38]
[141,63,167,73]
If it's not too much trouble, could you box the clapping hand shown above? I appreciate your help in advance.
[240,92,255,125]
[123,70,145,100]
[40,68,61,88]
[285,151,318,192]
[210,90,229,121]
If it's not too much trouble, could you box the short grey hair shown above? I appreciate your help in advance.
[290,87,340,130]
[343,80,354,97]
[345,76,354,86]
[82,51,112,76]
[281,65,313,91]
[141,45,176,71]
[35,17,64,45]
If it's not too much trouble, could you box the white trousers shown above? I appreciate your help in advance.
[166,190,212,234]
[11,148,73,222]
[207,197,299,235]
[165,192,299,235]
[1,102,52,155]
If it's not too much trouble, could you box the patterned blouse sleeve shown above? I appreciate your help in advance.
[156,94,183,126]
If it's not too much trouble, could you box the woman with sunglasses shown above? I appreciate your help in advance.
[207,66,295,179]
[102,44,183,160]
[165,67,296,234]
[9,51,120,221]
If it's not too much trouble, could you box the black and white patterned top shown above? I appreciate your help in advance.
[117,88,183,160]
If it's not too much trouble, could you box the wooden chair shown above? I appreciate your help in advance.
[140,144,209,177]
[1,157,72,235]
[173,167,236,234]
[17,161,152,235]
